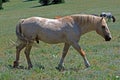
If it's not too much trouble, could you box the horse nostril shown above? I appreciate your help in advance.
[105,35,111,41]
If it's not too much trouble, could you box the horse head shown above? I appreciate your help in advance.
[96,17,112,41]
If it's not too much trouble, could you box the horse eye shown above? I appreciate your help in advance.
[102,26,105,29]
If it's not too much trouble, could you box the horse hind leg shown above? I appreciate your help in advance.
[35,35,39,44]
[24,43,33,69]
[56,43,70,71]
[13,42,26,68]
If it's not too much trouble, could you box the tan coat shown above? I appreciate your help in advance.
[14,14,112,69]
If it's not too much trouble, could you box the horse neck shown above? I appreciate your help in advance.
[73,17,97,35]
[80,24,96,35]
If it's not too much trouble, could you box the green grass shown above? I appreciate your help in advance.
[0,0,120,80]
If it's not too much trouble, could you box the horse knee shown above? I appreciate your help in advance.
[16,46,21,52]
[24,49,30,58]
[24,46,31,55]
[79,49,86,57]
[24,48,27,54]
[16,43,26,52]
[71,42,86,57]
[24,46,32,60]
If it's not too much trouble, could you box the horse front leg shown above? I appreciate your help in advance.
[56,43,70,71]
[13,43,26,68]
[80,49,90,68]
[24,44,33,69]
[71,42,90,68]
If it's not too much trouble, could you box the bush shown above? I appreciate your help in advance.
[24,0,36,1]
[39,0,65,6]
[0,0,10,10]
[2,0,9,3]
[0,0,3,9]
[52,0,64,4]
[39,0,50,5]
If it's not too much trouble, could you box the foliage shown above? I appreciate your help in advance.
[39,0,50,5]
[0,0,3,9]
[39,0,64,6]
[0,0,10,10]
[2,0,10,3]
[0,0,120,80]
[52,0,65,4]
[24,0,36,1]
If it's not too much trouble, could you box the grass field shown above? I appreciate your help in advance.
[0,0,120,80]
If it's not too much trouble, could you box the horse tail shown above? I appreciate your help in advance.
[16,19,39,44]
[16,19,27,42]
[112,16,116,22]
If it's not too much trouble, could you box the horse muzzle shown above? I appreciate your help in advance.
[105,35,112,41]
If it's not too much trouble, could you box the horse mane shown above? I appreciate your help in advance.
[71,14,101,26]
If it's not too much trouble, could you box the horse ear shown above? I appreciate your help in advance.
[100,17,103,22]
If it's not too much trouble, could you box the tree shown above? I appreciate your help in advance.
[0,0,10,10]
[2,0,9,3]
[52,0,64,4]
[39,0,64,6]
[0,0,3,9]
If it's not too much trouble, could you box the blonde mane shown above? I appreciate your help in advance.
[71,14,101,26]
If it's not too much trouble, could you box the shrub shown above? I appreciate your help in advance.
[0,0,3,9]
[39,0,50,5]
[52,0,64,4]
[2,0,9,3]
[39,0,65,6]
[0,0,10,10]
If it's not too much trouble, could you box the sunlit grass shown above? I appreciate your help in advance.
[0,0,120,80]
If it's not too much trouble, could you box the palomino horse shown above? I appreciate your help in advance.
[13,14,112,70]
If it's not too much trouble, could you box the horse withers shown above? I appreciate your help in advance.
[13,14,112,70]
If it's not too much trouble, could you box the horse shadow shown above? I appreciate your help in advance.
[57,67,89,72]
[7,64,45,70]
[7,65,27,70]
[30,5,43,8]
[7,64,89,72]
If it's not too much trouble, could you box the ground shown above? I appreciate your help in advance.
[0,0,120,80]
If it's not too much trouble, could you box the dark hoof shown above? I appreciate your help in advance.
[28,65,33,69]
[85,64,90,68]
[13,61,26,69]
[55,66,65,71]
[13,61,19,68]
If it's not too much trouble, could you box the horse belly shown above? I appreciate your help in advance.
[38,32,65,44]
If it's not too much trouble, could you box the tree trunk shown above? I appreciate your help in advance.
[0,0,3,9]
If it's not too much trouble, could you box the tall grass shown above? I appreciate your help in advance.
[0,0,120,80]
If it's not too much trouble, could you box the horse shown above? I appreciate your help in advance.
[13,14,112,70]
[92,12,116,23]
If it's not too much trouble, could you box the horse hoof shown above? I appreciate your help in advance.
[13,61,19,68]
[55,66,65,71]
[28,65,33,69]
[85,64,90,68]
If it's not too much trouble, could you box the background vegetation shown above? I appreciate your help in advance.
[0,0,9,9]
[39,0,64,6]
[0,0,120,80]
